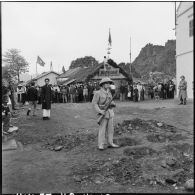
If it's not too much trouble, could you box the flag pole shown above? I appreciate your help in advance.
[130,36,133,81]
[36,57,38,76]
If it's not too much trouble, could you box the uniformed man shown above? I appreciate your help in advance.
[178,75,187,105]
[92,77,119,150]
[41,78,52,120]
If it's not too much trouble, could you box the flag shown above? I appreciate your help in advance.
[50,61,53,71]
[62,66,66,73]
[108,28,112,47]
[36,56,45,67]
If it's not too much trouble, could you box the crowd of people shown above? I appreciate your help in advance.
[119,80,176,102]
[8,79,177,107]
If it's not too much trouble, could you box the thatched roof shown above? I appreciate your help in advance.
[58,59,133,85]
[57,67,81,78]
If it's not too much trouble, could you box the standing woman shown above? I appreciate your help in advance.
[41,78,52,120]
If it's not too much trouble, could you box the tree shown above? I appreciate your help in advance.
[3,49,29,83]
[69,56,99,69]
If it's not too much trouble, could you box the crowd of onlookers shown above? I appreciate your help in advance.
[118,80,176,102]
[14,80,176,105]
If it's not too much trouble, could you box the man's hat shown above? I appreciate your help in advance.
[99,77,113,86]
[180,75,185,79]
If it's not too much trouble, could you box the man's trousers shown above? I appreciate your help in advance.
[43,109,51,117]
[98,117,114,148]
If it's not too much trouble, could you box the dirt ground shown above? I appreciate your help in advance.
[2,99,194,193]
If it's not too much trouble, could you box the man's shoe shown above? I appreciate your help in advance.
[27,110,31,116]
[108,143,120,148]
[98,146,105,151]
[43,117,47,120]
[178,103,183,105]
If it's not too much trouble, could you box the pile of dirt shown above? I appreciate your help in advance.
[114,118,178,135]
[146,133,187,143]
[113,137,141,147]
[70,157,142,185]
[123,146,158,159]
[42,133,96,152]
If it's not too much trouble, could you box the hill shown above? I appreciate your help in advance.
[132,40,176,78]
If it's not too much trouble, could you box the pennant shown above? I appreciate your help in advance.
[36,56,45,67]
[108,28,112,47]
[62,66,66,73]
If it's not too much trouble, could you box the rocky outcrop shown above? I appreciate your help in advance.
[132,40,176,77]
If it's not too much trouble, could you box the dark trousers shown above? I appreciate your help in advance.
[10,94,16,109]
[21,93,26,104]
[180,97,186,104]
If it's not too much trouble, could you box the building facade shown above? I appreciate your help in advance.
[29,71,60,86]
[176,2,194,98]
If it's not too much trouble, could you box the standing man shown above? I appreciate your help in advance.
[26,82,38,116]
[92,77,119,150]
[41,78,52,120]
[178,75,187,105]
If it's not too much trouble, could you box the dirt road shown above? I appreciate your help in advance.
[2,99,194,193]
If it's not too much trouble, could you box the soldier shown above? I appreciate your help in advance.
[178,75,187,105]
[92,77,119,150]
[41,78,52,120]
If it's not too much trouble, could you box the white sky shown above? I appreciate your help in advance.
[2,2,177,75]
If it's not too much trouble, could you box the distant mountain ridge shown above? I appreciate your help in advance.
[132,40,176,78]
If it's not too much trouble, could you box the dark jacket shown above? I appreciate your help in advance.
[27,86,38,101]
[41,84,52,109]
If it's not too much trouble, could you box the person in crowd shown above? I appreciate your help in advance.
[178,75,187,105]
[54,89,59,103]
[49,84,55,103]
[137,82,142,101]
[119,83,126,101]
[127,85,132,101]
[163,82,168,99]
[37,86,42,104]
[133,85,139,102]
[41,78,52,120]
[75,85,79,103]
[149,85,154,99]
[92,77,119,150]
[169,82,175,99]
[26,81,38,116]
[78,85,83,102]
[153,84,159,100]
[161,82,165,99]
[140,84,145,101]
[9,80,17,110]
[2,87,18,134]
[22,85,27,105]
[130,84,134,101]
[157,82,162,99]
[83,85,88,102]
[69,85,74,103]
[61,86,67,103]
[88,83,95,102]
[17,84,26,105]
[167,81,172,99]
